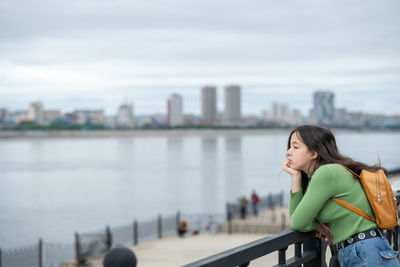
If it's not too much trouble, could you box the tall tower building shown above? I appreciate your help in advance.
[201,86,217,124]
[28,101,44,125]
[168,94,184,126]
[117,102,135,128]
[313,91,335,125]
[224,85,241,124]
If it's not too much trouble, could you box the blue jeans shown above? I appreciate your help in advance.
[338,236,400,267]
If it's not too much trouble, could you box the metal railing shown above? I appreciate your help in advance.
[74,212,225,265]
[183,229,328,267]
[0,240,74,267]
[227,191,285,220]
[184,219,400,267]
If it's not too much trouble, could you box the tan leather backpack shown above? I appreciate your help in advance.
[332,165,398,229]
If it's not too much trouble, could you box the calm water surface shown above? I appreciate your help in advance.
[0,131,399,248]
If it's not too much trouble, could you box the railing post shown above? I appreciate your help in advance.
[106,225,112,249]
[75,232,80,265]
[176,211,181,228]
[227,209,233,235]
[272,199,276,223]
[303,236,326,267]
[158,215,162,239]
[38,239,43,267]
[278,246,288,265]
[295,241,302,258]
[226,203,230,221]
[0,248,2,267]
[133,220,138,245]
[394,224,399,252]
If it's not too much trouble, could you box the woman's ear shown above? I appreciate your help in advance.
[311,151,318,160]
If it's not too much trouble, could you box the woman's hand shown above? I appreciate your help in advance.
[283,158,301,177]
[315,223,333,245]
[283,158,302,192]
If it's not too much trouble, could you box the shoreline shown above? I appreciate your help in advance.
[0,128,398,139]
[0,129,292,139]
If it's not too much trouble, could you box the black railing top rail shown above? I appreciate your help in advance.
[182,229,315,267]
[389,168,400,177]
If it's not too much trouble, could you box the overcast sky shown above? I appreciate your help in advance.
[1,0,399,116]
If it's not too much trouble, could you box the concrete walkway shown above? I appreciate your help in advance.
[82,206,332,267]
[85,233,325,267]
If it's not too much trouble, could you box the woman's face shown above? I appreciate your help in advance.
[287,131,317,173]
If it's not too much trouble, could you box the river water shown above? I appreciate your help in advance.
[0,130,399,248]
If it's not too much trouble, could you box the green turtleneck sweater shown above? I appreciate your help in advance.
[289,163,377,245]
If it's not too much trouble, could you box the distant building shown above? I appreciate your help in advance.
[201,86,217,124]
[28,101,44,124]
[224,85,241,124]
[0,108,8,122]
[270,102,290,122]
[43,110,61,124]
[167,94,184,126]
[73,110,105,124]
[313,91,335,125]
[116,103,135,128]
[291,109,303,124]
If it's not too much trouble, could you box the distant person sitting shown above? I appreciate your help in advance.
[177,219,188,237]
[103,246,137,267]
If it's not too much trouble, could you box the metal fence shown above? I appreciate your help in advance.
[0,212,224,267]
[0,240,74,267]
[74,212,225,265]
[227,191,285,221]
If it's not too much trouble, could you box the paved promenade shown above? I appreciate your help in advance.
[84,206,332,267]
[87,233,285,267]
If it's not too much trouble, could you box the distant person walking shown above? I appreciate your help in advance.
[239,195,248,219]
[251,191,260,216]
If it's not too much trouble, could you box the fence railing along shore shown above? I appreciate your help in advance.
[0,211,225,267]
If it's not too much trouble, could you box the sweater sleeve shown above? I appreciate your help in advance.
[290,166,336,232]
[289,190,303,217]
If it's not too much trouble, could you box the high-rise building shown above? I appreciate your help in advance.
[313,91,335,125]
[201,86,217,124]
[167,94,184,126]
[28,101,44,124]
[224,85,241,124]
[117,103,135,128]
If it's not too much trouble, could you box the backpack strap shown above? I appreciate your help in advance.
[331,197,375,222]
[336,163,360,178]
[331,163,375,222]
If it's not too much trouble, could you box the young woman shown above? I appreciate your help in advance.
[283,125,399,267]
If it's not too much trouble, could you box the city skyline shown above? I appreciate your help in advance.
[1,0,400,116]
[2,87,400,118]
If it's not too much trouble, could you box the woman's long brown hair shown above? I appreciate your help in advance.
[287,125,387,193]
